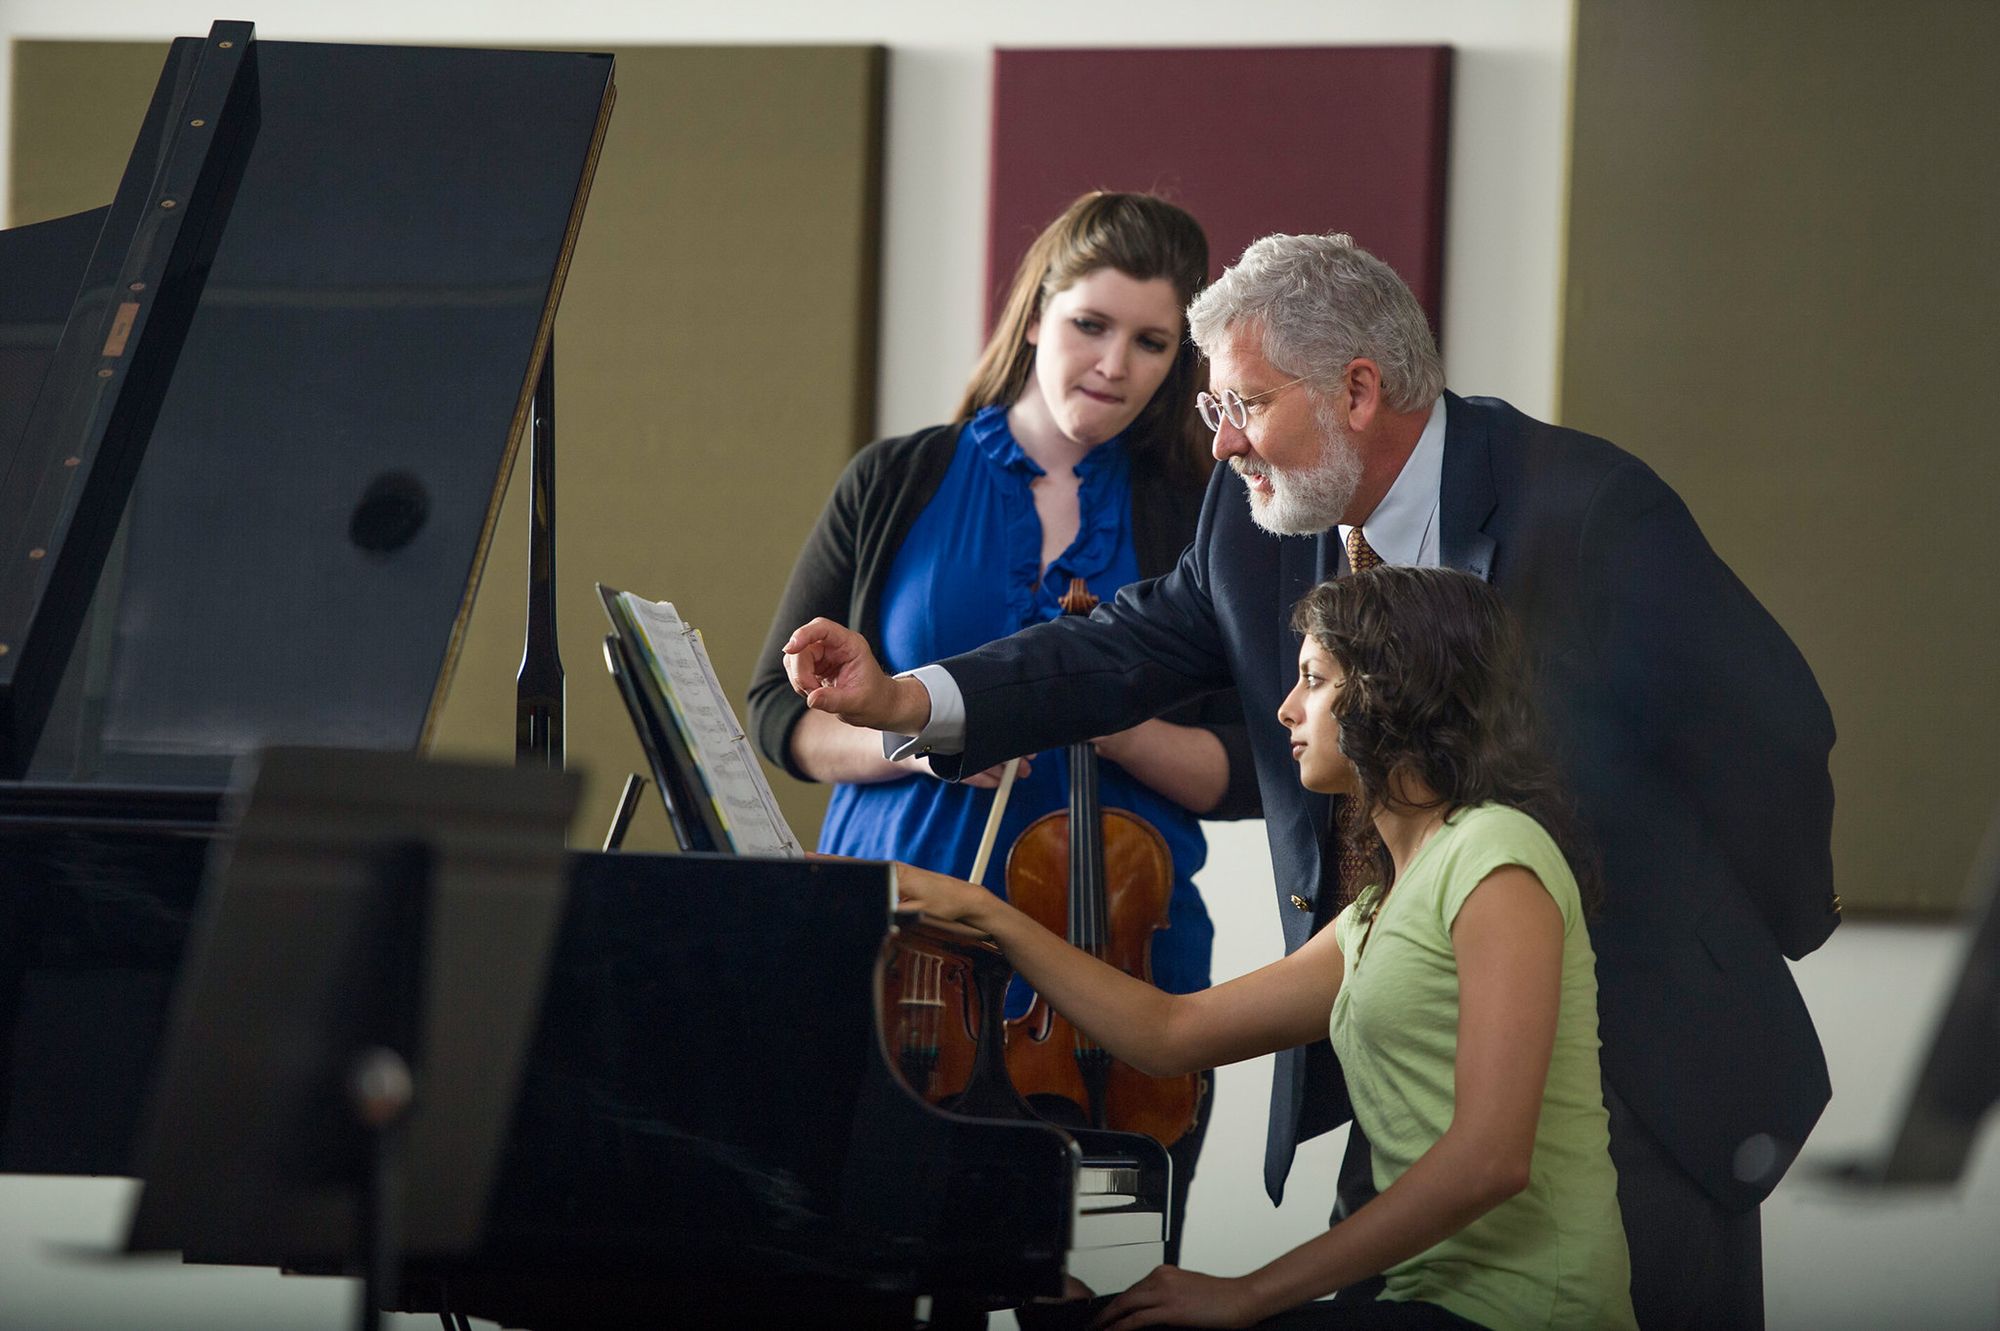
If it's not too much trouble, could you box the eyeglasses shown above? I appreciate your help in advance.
[1196,377,1307,432]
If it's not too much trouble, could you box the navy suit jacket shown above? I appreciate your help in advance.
[935,392,1838,1212]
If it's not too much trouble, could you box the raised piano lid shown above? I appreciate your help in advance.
[0,22,614,790]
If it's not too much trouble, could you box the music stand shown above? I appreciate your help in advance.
[123,746,580,1329]
[597,583,728,852]
[1840,802,2000,1186]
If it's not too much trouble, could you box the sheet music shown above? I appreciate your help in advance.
[617,594,802,858]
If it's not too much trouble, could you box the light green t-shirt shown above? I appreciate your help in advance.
[1330,803,1636,1331]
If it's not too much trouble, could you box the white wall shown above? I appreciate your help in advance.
[4,3,1991,1329]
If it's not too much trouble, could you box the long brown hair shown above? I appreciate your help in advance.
[1291,567,1602,915]
[954,191,1210,491]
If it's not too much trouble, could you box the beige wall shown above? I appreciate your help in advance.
[417,44,882,852]
[1561,0,2000,913]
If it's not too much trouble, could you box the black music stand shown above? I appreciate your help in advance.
[1835,802,2000,1186]
[597,583,728,852]
[123,747,579,1330]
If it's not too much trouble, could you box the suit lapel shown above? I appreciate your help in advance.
[1438,391,1499,582]
[1276,530,1323,669]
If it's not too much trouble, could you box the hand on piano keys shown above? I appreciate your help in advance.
[893,861,999,930]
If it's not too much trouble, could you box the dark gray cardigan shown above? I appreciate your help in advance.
[748,422,1259,819]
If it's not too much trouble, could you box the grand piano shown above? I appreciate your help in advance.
[0,24,1164,1329]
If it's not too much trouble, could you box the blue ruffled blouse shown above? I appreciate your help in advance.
[817,406,1213,1004]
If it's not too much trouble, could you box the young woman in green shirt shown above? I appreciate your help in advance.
[895,566,1636,1330]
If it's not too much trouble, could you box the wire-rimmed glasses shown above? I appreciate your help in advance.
[1196,377,1307,432]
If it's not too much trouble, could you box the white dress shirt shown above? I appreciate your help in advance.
[1339,394,1446,569]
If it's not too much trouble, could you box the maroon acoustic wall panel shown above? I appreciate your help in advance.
[987,46,1451,340]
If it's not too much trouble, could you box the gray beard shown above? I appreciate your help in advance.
[1234,411,1363,536]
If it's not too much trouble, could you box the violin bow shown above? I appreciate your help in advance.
[966,756,1023,885]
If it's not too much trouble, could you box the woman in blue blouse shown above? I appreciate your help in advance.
[749,193,1254,1258]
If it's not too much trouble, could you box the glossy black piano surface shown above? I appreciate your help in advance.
[0,825,1166,1320]
[449,854,1082,1305]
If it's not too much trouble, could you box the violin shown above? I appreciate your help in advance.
[999,578,1203,1146]
[879,918,1034,1121]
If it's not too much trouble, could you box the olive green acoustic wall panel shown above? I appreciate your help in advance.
[1560,3,1999,912]
[12,39,882,850]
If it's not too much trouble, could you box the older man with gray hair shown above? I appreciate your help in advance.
[785,232,1837,1328]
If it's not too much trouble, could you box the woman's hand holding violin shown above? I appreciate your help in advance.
[890,753,1030,789]
[1088,719,1229,816]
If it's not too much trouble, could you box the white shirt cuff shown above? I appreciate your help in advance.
[882,664,966,760]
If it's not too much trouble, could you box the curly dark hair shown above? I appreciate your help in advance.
[1290,566,1602,915]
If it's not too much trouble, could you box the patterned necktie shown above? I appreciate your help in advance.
[1335,525,1385,903]
[1346,526,1382,574]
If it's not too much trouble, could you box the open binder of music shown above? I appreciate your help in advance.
[597,584,802,858]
